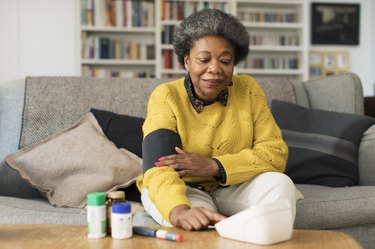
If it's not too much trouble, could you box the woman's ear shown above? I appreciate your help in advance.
[184,55,190,72]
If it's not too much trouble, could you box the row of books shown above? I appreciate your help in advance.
[81,0,154,27]
[82,34,155,60]
[82,66,155,78]
[162,49,183,70]
[250,35,300,46]
[161,0,229,21]
[238,10,298,23]
[161,25,175,45]
[239,57,299,69]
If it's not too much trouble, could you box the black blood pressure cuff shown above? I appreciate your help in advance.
[142,129,182,172]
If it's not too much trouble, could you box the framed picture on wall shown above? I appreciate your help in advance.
[308,50,350,79]
[311,3,360,45]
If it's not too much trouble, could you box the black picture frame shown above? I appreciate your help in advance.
[311,3,360,45]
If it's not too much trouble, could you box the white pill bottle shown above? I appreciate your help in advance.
[111,202,133,239]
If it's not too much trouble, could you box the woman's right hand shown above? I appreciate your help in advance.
[169,204,226,230]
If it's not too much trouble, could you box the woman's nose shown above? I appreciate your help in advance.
[208,60,222,73]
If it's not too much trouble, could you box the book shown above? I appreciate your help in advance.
[100,37,110,59]
[116,0,123,27]
[164,49,172,69]
[146,45,155,60]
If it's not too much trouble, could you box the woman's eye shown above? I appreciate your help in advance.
[221,60,232,65]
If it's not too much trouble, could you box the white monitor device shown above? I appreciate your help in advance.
[215,200,294,245]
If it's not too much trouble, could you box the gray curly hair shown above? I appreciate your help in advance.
[173,8,250,68]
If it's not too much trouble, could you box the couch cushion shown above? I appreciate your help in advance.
[5,113,142,208]
[272,100,375,187]
[0,196,155,226]
[20,76,165,148]
[295,184,375,230]
[0,196,86,224]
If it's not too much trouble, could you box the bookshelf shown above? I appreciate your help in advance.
[80,0,157,78]
[79,0,308,80]
[233,0,308,81]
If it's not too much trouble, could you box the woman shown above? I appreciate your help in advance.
[136,8,297,231]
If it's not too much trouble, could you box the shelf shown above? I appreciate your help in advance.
[242,22,303,29]
[161,69,185,74]
[160,20,181,26]
[236,0,303,4]
[81,26,156,33]
[81,59,156,66]
[160,44,174,50]
[250,45,303,52]
[236,68,304,75]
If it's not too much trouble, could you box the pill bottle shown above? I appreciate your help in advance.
[111,202,132,239]
[87,192,106,238]
[106,191,126,234]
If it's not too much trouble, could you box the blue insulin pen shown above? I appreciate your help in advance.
[133,227,183,242]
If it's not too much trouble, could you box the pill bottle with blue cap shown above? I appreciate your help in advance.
[111,202,132,239]
[87,192,106,238]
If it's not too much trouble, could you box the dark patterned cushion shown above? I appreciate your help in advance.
[271,100,375,187]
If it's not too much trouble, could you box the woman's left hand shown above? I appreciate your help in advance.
[155,147,220,177]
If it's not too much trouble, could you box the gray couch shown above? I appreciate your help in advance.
[1,73,374,248]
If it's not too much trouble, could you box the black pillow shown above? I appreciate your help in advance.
[90,108,144,158]
[271,100,375,187]
[90,108,145,202]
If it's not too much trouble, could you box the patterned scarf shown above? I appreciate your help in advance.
[184,74,230,113]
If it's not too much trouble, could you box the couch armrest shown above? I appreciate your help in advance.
[0,79,42,198]
[303,73,364,115]
[358,125,375,185]
[0,79,25,159]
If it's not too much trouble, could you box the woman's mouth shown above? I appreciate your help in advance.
[204,79,223,86]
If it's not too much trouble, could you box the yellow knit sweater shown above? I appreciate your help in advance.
[136,74,288,223]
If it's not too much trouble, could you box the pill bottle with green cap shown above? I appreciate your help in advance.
[87,192,106,238]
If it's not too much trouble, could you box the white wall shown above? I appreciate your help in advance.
[308,0,374,96]
[0,0,78,82]
[0,0,19,80]
[0,0,374,95]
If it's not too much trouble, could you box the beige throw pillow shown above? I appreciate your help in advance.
[5,112,142,208]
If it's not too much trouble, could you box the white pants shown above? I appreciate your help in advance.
[141,172,297,227]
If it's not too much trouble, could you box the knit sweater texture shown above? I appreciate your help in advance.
[136,74,288,223]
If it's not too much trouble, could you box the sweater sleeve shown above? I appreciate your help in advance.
[137,84,190,223]
[214,80,288,186]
